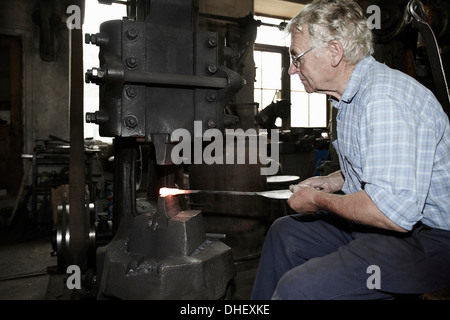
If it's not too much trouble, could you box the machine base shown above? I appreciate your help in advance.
[96,210,235,300]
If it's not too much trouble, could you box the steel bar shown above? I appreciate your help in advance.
[159,187,293,199]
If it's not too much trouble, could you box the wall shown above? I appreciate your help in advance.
[0,0,70,155]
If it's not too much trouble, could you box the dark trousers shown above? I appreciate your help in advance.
[251,213,450,300]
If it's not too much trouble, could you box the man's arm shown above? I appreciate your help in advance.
[288,173,408,233]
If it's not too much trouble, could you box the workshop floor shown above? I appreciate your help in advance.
[0,195,259,301]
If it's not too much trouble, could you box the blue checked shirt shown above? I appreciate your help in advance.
[331,55,450,231]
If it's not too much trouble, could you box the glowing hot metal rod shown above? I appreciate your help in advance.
[159,187,293,199]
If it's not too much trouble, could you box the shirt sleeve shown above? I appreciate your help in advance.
[360,95,434,231]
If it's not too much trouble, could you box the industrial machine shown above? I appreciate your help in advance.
[83,0,244,299]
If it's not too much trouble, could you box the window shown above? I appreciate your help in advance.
[254,15,328,128]
[83,1,125,141]
[254,49,282,112]
[290,78,328,128]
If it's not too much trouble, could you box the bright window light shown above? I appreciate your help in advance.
[255,16,289,47]
[254,15,328,128]
[83,1,125,141]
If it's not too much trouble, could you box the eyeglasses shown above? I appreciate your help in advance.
[290,47,314,67]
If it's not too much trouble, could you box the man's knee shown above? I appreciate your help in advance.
[272,267,310,300]
[269,215,292,231]
[267,214,308,236]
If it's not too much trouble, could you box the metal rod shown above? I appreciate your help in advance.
[159,187,293,199]
[124,70,228,89]
[160,187,257,196]
[184,189,258,196]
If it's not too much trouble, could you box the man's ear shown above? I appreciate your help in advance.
[328,40,344,67]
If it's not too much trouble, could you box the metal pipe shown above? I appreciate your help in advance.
[124,70,228,89]
[86,67,230,89]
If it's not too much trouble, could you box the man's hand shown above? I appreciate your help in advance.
[297,171,344,193]
[286,171,344,214]
[287,184,321,214]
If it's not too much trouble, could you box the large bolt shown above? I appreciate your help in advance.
[125,86,137,98]
[86,111,109,124]
[206,92,216,102]
[85,33,109,46]
[126,57,138,69]
[125,28,138,41]
[85,67,105,83]
[124,115,138,128]
[207,119,217,128]
[85,112,96,123]
[207,64,218,74]
[207,37,217,48]
[84,33,93,44]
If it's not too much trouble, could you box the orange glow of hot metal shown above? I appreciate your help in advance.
[159,187,188,197]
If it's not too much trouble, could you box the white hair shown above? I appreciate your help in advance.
[287,0,374,64]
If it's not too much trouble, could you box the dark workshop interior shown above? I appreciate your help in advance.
[0,0,449,302]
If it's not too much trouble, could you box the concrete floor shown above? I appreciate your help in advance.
[0,236,54,300]
[0,193,58,300]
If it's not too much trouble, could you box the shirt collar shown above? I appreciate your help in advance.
[340,55,375,103]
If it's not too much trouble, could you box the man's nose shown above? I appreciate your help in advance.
[288,62,299,75]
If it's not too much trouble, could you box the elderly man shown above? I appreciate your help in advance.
[251,0,450,300]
